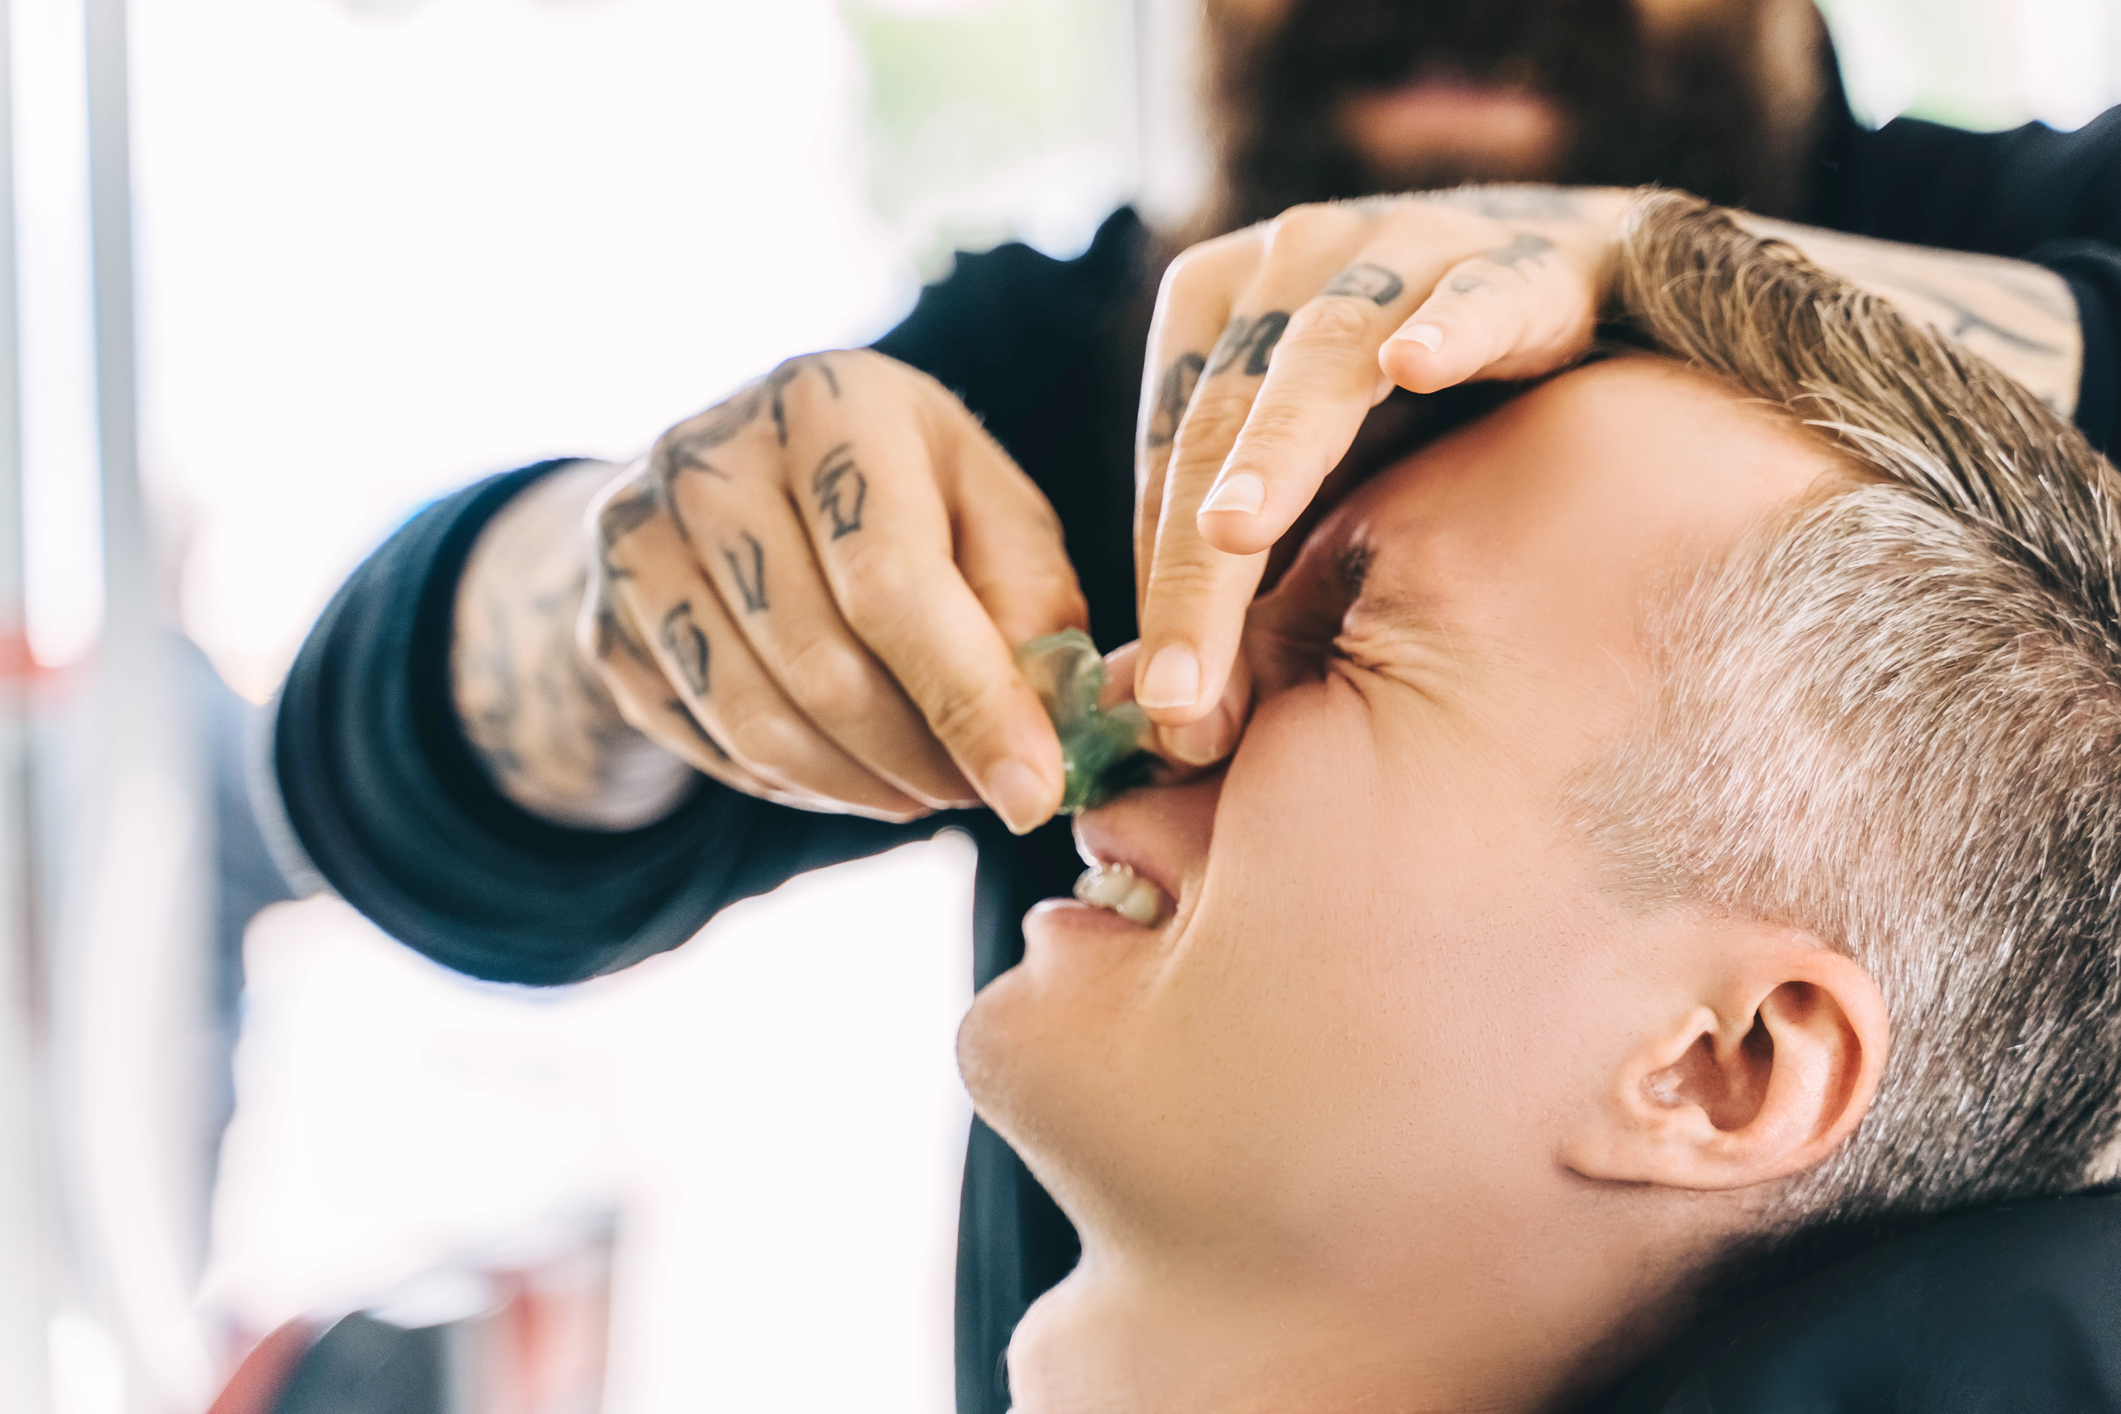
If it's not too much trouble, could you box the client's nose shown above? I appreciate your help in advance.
[1099,639,1252,773]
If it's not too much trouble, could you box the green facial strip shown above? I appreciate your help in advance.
[1014,629,1154,813]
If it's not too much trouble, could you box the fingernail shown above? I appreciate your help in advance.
[1395,322,1445,352]
[1200,471,1266,517]
[1160,715,1229,766]
[1137,644,1201,710]
[985,758,1053,834]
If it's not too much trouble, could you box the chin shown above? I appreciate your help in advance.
[953,961,1093,1185]
[954,939,1182,1248]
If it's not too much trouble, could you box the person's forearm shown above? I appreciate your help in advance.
[451,459,696,829]
[1739,216,2082,415]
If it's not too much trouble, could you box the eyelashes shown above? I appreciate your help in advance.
[1336,541,1374,598]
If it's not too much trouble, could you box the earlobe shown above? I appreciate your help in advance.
[1562,938,1888,1193]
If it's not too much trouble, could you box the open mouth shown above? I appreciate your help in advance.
[1072,862,1172,928]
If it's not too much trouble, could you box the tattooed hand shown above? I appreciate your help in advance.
[1132,185,1633,762]
[1132,183,2086,766]
[566,350,1088,832]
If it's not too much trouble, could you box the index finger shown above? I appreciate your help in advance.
[1191,221,1500,557]
[1135,230,1261,606]
[1135,229,1434,726]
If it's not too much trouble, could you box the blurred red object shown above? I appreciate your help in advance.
[207,1215,613,1414]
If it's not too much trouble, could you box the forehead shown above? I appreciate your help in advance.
[1327,357,1842,675]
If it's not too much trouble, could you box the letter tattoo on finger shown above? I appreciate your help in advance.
[595,602,655,670]
[811,442,867,539]
[662,698,730,761]
[1207,311,1292,377]
[1482,231,1555,274]
[597,484,660,580]
[657,353,843,484]
[723,532,769,613]
[1145,352,1206,450]
[658,601,711,697]
[1427,185,1582,221]
[1323,262,1405,305]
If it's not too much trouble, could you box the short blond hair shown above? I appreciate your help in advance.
[1573,194,2121,1252]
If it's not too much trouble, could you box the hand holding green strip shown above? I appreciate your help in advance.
[1015,630,1154,813]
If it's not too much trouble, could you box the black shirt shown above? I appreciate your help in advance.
[274,94,2121,1414]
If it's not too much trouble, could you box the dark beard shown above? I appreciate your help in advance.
[1198,0,1821,236]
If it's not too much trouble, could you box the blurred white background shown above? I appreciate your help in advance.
[7,0,2121,1411]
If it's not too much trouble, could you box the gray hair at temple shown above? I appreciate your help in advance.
[1569,193,2121,1269]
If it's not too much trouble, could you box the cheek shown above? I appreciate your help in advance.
[1182,697,1514,1119]
[1180,685,1597,1208]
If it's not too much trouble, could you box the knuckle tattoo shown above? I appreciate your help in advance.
[1207,311,1292,377]
[1322,262,1405,305]
[594,600,654,672]
[811,442,867,539]
[595,484,659,579]
[1480,231,1555,277]
[1144,352,1207,451]
[657,601,711,698]
[655,352,845,486]
[660,698,731,763]
[721,532,769,614]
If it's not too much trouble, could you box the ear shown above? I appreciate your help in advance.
[1560,931,1888,1191]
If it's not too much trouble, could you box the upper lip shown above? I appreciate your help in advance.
[1071,809,1184,913]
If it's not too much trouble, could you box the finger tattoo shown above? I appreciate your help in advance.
[1427,185,1582,221]
[1482,232,1555,273]
[658,399,752,483]
[662,697,730,760]
[595,602,655,670]
[597,484,660,577]
[659,601,711,697]
[762,361,805,448]
[1145,352,1206,450]
[1323,262,1405,305]
[1207,311,1291,377]
[811,442,868,539]
[723,532,769,613]
[658,352,842,478]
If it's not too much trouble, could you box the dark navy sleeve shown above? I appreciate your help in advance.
[272,460,924,986]
[1839,105,2121,453]
[2034,238,2121,454]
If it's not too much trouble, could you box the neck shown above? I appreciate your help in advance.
[1002,1207,1726,1414]
[1004,1254,1583,1414]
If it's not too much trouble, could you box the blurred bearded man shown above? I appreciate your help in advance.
[273,2,2121,1411]
[1201,0,1838,230]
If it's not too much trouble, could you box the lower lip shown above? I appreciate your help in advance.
[1022,897,1154,947]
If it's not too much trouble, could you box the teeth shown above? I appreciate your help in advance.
[1073,863,1170,926]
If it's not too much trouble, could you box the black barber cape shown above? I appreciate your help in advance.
[275,88,2121,1414]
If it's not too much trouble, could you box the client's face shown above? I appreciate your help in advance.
[959,358,1855,1405]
